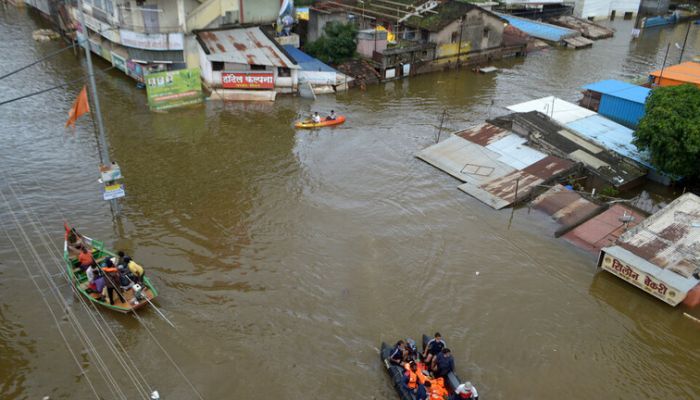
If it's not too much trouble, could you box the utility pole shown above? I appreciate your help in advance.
[456,16,464,69]
[77,0,120,216]
[657,43,671,86]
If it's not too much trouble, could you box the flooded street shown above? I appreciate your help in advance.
[1,6,699,400]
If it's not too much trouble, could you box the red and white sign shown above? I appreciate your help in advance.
[222,72,274,89]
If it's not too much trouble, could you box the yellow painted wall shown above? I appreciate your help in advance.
[435,41,472,64]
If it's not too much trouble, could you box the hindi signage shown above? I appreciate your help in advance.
[600,252,682,305]
[221,72,275,89]
[145,68,203,110]
[103,184,126,201]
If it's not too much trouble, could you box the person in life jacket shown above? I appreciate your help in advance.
[403,363,418,390]
[450,382,478,400]
[424,379,444,400]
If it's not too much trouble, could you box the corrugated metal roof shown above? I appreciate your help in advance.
[582,80,650,104]
[649,61,700,85]
[415,135,516,185]
[197,28,299,69]
[497,13,578,42]
[565,114,652,168]
[615,193,700,278]
[563,204,645,254]
[532,184,602,227]
[507,96,596,124]
[459,155,575,209]
[485,134,547,170]
[282,45,336,73]
[455,123,510,146]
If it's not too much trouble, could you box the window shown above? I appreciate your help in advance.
[212,61,224,71]
[250,64,266,71]
[278,67,291,77]
[624,12,634,20]
[451,31,459,43]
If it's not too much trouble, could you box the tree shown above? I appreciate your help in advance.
[634,84,700,178]
[305,22,358,65]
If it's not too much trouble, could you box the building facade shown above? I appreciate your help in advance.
[574,0,641,20]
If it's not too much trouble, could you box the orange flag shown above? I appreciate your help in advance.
[65,85,90,128]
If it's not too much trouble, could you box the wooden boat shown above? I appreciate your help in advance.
[63,224,158,313]
[294,115,346,129]
[380,335,462,400]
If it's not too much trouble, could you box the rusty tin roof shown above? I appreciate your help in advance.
[614,193,700,278]
[197,27,299,68]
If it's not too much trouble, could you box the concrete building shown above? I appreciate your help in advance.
[196,27,299,101]
[67,0,279,83]
[574,0,641,20]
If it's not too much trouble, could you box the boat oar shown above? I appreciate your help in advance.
[143,297,176,329]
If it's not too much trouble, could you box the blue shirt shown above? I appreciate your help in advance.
[426,338,446,355]
[415,384,428,400]
[435,352,454,376]
[390,346,403,363]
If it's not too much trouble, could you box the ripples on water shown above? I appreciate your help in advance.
[1,6,699,399]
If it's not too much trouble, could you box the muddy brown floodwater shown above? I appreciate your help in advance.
[1,5,699,400]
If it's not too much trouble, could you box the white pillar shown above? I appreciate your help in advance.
[177,0,186,32]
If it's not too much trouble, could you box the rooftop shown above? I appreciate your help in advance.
[196,27,298,68]
[282,45,336,73]
[615,193,700,279]
[582,80,651,104]
[496,12,578,42]
[649,61,700,85]
[403,1,505,32]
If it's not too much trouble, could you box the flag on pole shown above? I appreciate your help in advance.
[65,85,90,128]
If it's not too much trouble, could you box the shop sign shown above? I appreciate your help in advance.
[111,52,126,72]
[103,183,125,201]
[120,30,184,51]
[600,253,681,305]
[145,68,203,110]
[221,72,274,89]
[126,60,144,82]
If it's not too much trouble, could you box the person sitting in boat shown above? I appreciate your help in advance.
[423,332,446,364]
[431,348,454,379]
[326,110,337,121]
[389,340,407,366]
[67,228,84,255]
[403,362,426,392]
[424,380,446,400]
[86,262,101,284]
[123,256,145,284]
[450,382,478,400]
[116,251,128,268]
[312,112,321,124]
[77,247,95,272]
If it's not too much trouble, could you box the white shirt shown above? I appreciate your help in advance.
[87,266,97,282]
[312,115,321,123]
[456,383,478,399]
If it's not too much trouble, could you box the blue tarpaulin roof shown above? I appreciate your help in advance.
[565,115,653,168]
[282,45,336,73]
[582,80,651,104]
[497,13,578,42]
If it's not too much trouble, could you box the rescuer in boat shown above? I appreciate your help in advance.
[423,332,446,364]
[450,382,478,400]
[122,256,145,284]
[102,258,126,305]
[431,348,454,378]
[326,110,337,121]
[389,340,408,365]
[312,112,321,124]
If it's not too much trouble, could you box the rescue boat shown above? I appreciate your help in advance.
[63,223,158,313]
[380,334,461,400]
[294,115,346,129]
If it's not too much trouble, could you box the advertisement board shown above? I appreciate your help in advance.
[111,52,126,72]
[120,30,184,51]
[145,68,203,110]
[221,72,275,89]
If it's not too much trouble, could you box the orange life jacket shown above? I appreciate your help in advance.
[406,370,418,389]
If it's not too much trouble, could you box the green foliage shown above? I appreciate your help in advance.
[634,84,700,178]
[305,22,358,65]
[598,186,619,198]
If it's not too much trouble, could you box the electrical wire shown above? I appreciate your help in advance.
[0,65,115,107]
